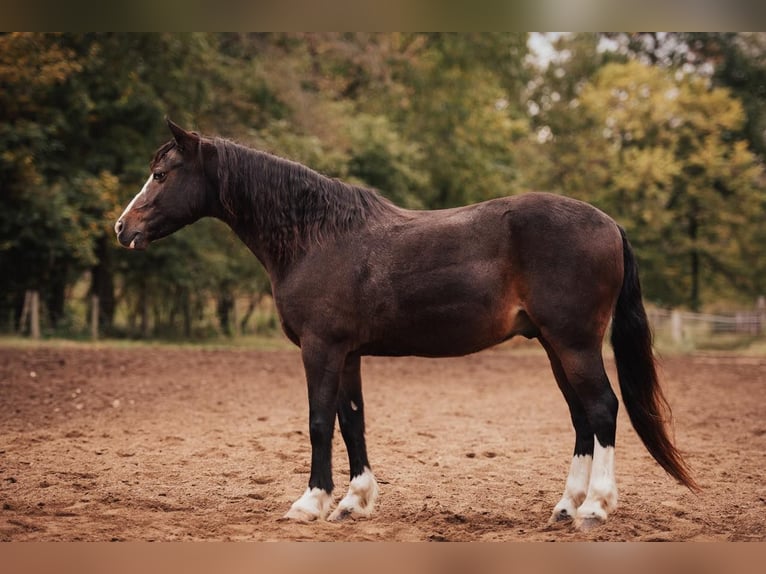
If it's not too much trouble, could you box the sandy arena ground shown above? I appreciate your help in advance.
[1,342,764,541]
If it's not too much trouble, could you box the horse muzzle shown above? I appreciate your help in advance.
[115,219,148,250]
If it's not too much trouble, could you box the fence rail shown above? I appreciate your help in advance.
[647,307,765,348]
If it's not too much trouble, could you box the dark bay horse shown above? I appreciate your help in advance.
[115,120,697,530]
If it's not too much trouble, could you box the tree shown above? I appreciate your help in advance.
[7,33,760,337]
[0,33,87,329]
[601,33,766,160]
[683,33,766,160]
[390,33,532,208]
[0,33,221,334]
[533,57,765,308]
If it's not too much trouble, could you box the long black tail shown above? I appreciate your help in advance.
[610,227,699,492]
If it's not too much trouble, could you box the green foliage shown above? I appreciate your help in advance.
[531,53,764,309]
[1,33,223,333]
[2,33,764,339]
[395,33,532,208]
[345,113,429,208]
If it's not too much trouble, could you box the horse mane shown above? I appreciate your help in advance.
[212,137,397,262]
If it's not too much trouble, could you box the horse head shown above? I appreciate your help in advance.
[115,119,216,250]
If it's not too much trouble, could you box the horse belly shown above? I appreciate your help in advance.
[365,312,516,357]
[363,269,521,357]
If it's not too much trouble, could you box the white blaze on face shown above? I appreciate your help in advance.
[116,175,152,225]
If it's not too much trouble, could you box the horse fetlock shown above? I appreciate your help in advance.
[328,468,379,521]
[584,482,618,514]
[573,489,618,530]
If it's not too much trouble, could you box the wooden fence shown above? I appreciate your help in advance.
[647,307,765,347]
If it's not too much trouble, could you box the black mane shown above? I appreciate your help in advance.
[213,138,397,262]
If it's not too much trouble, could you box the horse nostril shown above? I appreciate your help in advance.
[115,219,124,235]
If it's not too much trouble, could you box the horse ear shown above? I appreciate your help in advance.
[166,118,199,151]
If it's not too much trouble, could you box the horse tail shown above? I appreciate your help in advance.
[610,226,699,492]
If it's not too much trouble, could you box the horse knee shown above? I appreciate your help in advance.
[309,413,334,444]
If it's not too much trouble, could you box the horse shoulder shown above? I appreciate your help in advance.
[271,236,379,346]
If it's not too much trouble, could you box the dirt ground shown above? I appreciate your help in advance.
[1,341,764,541]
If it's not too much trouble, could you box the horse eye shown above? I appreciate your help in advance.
[153,171,166,182]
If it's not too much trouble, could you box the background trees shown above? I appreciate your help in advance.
[2,33,764,338]
[530,56,763,309]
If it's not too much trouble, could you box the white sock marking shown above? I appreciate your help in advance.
[575,436,618,525]
[551,454,592,521]
[329,467,379,520]
[284,487,333,521]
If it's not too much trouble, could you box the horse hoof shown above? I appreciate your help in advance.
[574,515,605,531]
[281,507,320,522]
[328,507,354,521]
[549,508,573,523]
[282,487,332,522]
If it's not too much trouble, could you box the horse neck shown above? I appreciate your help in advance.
[214,142,392,277]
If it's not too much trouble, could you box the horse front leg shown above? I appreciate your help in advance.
[283,339,346,521]
[328,354,379,521]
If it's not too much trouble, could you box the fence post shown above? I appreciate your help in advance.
[91,294,99,340]
[19,290,31,334]
[671,309,683,344]
[30,290,40,340]
[232,296,240,337]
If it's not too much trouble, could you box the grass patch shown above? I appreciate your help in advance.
[0,333,296,352]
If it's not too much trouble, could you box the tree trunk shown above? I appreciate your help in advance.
[688,204,700,311]
[239,294,262,334]
[90,294,99,340]
[90,235,116,334]
[18,290,31,334]
[45,268,67,329]
[216,289,235,336]
[139,281,150,338]
[182,289,192,338]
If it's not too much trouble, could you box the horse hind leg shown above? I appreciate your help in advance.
[541,339,595,523]
[328,354,379,521]
[544,338,619,529]
[565,348,619,529]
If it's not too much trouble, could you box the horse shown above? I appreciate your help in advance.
[115,119,698,530]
